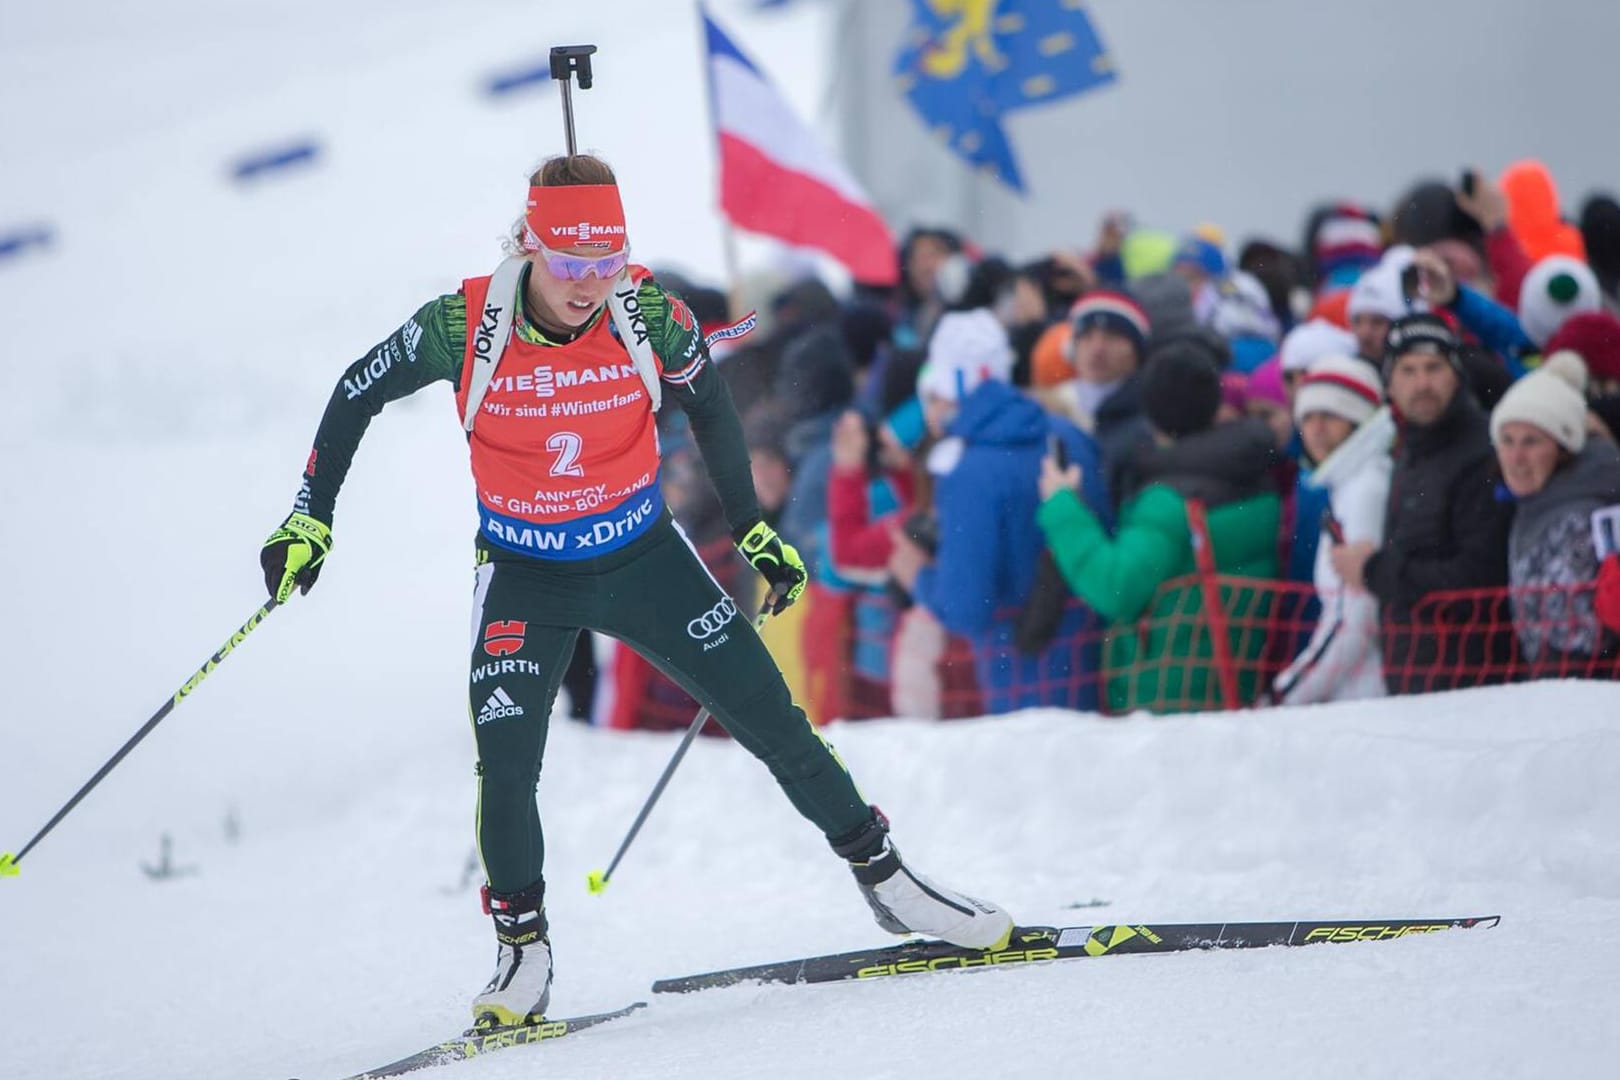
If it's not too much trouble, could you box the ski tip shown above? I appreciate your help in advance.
[586,869,608,895]
[0,852,19,878]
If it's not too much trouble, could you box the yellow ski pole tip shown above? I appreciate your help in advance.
[0,853,19,878]
[586,869,608,894]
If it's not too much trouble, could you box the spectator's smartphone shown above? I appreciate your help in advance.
[1460,168,1478,198]
[1400,263,1421,302]
[1048,432,1069,470]
[1593,505,1620,560]
[1321,506,1346,546]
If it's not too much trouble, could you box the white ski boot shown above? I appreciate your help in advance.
[834,809,1014,950]
[471,881,553,1029]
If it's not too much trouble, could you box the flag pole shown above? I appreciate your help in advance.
[720,219,744,321]
[696,1,746,315]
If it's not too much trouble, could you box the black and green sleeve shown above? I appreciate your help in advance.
[637,280,762,539]
[292,294,467,525]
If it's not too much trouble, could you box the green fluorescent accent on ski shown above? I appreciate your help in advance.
[650,917,1502,993]
[334,1002,645,1080]
[0,852,19,878]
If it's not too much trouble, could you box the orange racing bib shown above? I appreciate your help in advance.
[456,273,663,559]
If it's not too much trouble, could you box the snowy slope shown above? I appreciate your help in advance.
[3,686,1620,1080]
[4,3,1620,1079]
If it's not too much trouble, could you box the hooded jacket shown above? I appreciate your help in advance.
[914,380,1111,712]
[1039,418,1282,713]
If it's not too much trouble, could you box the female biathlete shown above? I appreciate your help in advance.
[258,155,1011,1028]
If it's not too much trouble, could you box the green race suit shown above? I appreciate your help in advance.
[287,266,872,893]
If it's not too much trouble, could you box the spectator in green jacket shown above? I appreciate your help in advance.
[1035,342,1283,713]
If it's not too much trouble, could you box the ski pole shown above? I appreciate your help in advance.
[0,598,280,878]
[587,586,784,894]
[549,44,597,155]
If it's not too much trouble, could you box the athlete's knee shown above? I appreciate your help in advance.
[720,681,836,783]
[475,755,544,806]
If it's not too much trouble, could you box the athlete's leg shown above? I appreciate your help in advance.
[591,527,872,842]
[591,525,1013,949]
[561,631,598,722]
[467,558,580,895]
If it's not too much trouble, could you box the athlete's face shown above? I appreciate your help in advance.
[527,246,619,329]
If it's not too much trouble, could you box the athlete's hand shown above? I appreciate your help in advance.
[261,512,333,603]
[736,520,806,614]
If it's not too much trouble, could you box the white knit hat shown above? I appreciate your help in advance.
[1280,318,1360,374]
[1517,255,1602,347]
[1293,354,1385,427]
[1347,245,1427,322]
[1490,351,1590,453]
[917,308,1014,402]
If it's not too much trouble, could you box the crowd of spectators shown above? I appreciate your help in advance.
[597,161,1620,727]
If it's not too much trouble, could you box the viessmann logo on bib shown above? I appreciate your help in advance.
[485,362,639,399]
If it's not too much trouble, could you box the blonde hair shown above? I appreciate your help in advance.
[503,154,618,255]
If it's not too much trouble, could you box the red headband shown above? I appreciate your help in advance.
[523,183,628,253]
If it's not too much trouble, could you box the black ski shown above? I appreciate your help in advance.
[651,917,1500,993]
[322,1002,646,1080]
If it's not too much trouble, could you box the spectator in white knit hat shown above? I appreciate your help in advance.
[1346,245,1426,364]
[1272,356,1391,705]
[915,308,1015,432]
[892,307,1113,713]
[1279,318,1361,401]
[1491,352,1620,665]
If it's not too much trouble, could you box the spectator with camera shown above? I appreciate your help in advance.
[1029,290,1159,508]
[824,394,927,718]
[1067,291,1154,469]
[1272,356,1392,704]
[770,323,858,722]
[888,308,1110,713]
[1331,315,1514,693]
[1037,342,1283,713]
[1403,247,1533,377]
[1490,352,1620,666]
[1347,246,1422,365]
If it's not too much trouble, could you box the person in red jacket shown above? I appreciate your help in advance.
[1597,555,1620,635]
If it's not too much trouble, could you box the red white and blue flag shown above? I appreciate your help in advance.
[702,8,898,285]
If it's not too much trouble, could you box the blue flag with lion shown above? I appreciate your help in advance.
[895,0,1117,192]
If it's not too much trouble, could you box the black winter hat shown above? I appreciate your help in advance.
[1130,271,1198,348]
[1140,341,1223,439]
[840,300,894,371]
[775,324,855,421]
[1382,313,1460,380]
[1390,180,1485,256]
[1580,194,1620,299]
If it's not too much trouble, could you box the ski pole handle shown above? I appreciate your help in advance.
[0,598,280,879]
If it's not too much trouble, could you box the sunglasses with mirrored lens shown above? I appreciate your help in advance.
[540,247,630,281]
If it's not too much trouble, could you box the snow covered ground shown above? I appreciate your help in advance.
[4,684,1620,1080]
[4,2,1620,1078]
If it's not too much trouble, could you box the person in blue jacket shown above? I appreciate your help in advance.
[887,308,1113,713]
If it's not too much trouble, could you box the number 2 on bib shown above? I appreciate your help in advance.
[547,431,585,478]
